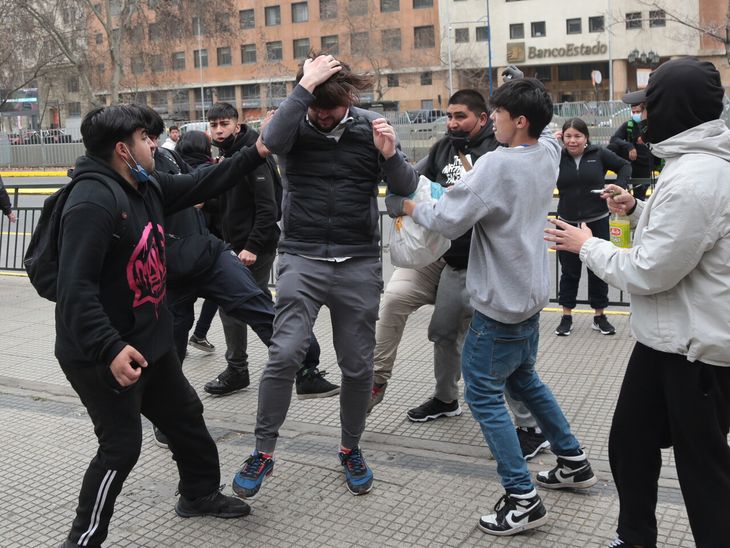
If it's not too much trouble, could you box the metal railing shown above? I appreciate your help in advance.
[0,181,634,307]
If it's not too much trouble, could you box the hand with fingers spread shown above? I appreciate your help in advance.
[299,55,343,92]
[544,219,593,254]
[109,345,148,387]
[372,118,397,159]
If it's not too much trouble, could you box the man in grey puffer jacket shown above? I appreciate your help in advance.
[547,56,730,548]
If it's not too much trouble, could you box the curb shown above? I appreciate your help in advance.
[0,171,68,177]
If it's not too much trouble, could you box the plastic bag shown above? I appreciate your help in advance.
[388,176,451,268]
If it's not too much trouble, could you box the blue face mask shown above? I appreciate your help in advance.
[122,146,150,183]
[631,113,642,123]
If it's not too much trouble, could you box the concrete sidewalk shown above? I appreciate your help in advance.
[0,274,694,547]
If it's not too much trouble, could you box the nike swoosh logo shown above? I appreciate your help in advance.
[556,465,588,481]
[507,503,539,524]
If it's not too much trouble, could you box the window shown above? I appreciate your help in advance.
[270,82,287,98]
[95,33,103,44]
[129,26,144,42]
[454,28,469,43]
[351,31,368,54]
[131,57,145,75]
[217,46,232,66]
[509,23,523,39]
[172,51,186,70]
[193,49,208,68]
[381,0,399,12]
[292,2,308,22]
[348,0,368,16]
[414,25,435,48]
[321,34,339,54]
[241,44,257,63]
[151,54,164,72]
[239,9,255,28]
[320,0,337,19]
[382,29,401,51]
[148,23,160,41]
[566,18,581,34]
[265,5,281,26]
[421,99,433,109]
[387,74,399,87]
[413,0,432,7]
[192,16,206,35]
[626,12,641,30]
[214,13,231,32]
[241,84,261,107]
[475,26,489,41]
[558,64,577,81]
[151,91,167,108]
[266,41,283,60]
[216,86,236,102]
[649,10,665,27]
[67,102,82,117]
[110,0,123,16]
[531,21,545,37]
[420,71,432,85]
[293,38,310,58]
[588,16,604,32]
[533,65,551,81]
[67,77,80,93]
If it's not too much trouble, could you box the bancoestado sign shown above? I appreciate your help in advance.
[528,41,608,60]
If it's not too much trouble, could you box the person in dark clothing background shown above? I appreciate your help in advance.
[54,104,262,548]
[0,174,17,224]
[553,117,631,337]
[609,100,658,201]
[175,130,220,353]
[205,102,339,399]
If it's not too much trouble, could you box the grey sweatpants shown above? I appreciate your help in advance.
[254,253,383,453]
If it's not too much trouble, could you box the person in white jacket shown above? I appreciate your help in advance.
[545,56,730,548]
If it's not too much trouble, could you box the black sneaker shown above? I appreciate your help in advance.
[295,368,340,400]
[339,446,374,495]
[204,367,250,396]
[153,426,169,449]
[367,382,387,413]
[478,490,548,536]
[406,397,462,422]
[592,314,616,335]
[535,453,598,489]
[555,315,572,336]
[516,427,550,461]
[607,538,630,547]
[175,488,250,519]
[189,334,215,352]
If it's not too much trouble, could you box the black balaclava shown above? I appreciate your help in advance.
[644,57,724,144]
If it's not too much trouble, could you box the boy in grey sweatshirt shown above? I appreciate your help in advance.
[395,78,597,537]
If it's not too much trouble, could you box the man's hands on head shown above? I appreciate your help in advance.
[299,55,342,93]
[501,65,524,83]
[372,118,396,159]
[110,345,147,387]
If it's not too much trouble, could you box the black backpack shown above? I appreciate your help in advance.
[24,176,129,302]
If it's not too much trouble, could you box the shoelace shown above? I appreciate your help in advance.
[343,449,367,474]
[607,539,626,547]
[241,453,269,479]
[492,493,516,522]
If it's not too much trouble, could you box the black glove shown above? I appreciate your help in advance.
[385,194,407,218]
[501,65,524,81]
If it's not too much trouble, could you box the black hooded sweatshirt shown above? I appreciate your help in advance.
[420,121,500,269]
[217,125,280,255]
[55,146,264,368]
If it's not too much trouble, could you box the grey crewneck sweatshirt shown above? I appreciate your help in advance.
[412,128,560,323]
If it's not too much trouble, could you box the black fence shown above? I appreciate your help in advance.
[1,182,633,307]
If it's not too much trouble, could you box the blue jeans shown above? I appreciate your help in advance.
[461,310,581,493]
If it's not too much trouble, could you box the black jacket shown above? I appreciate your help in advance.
[420,122,500,269]
[55,146,264,368]
[155,147,227,284]
[218,126,280,255]
[0,175,12,215]
[609,120,656,178]
[556,145,632,222]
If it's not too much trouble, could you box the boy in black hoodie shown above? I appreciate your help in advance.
[204,102,339,399]
[54,105,264,547]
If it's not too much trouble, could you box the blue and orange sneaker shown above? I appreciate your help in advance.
[339,446,373,495]
[232,450,274,499]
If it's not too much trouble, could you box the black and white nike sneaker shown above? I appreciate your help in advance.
[478,489,548,536]
[535,452,598,489]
